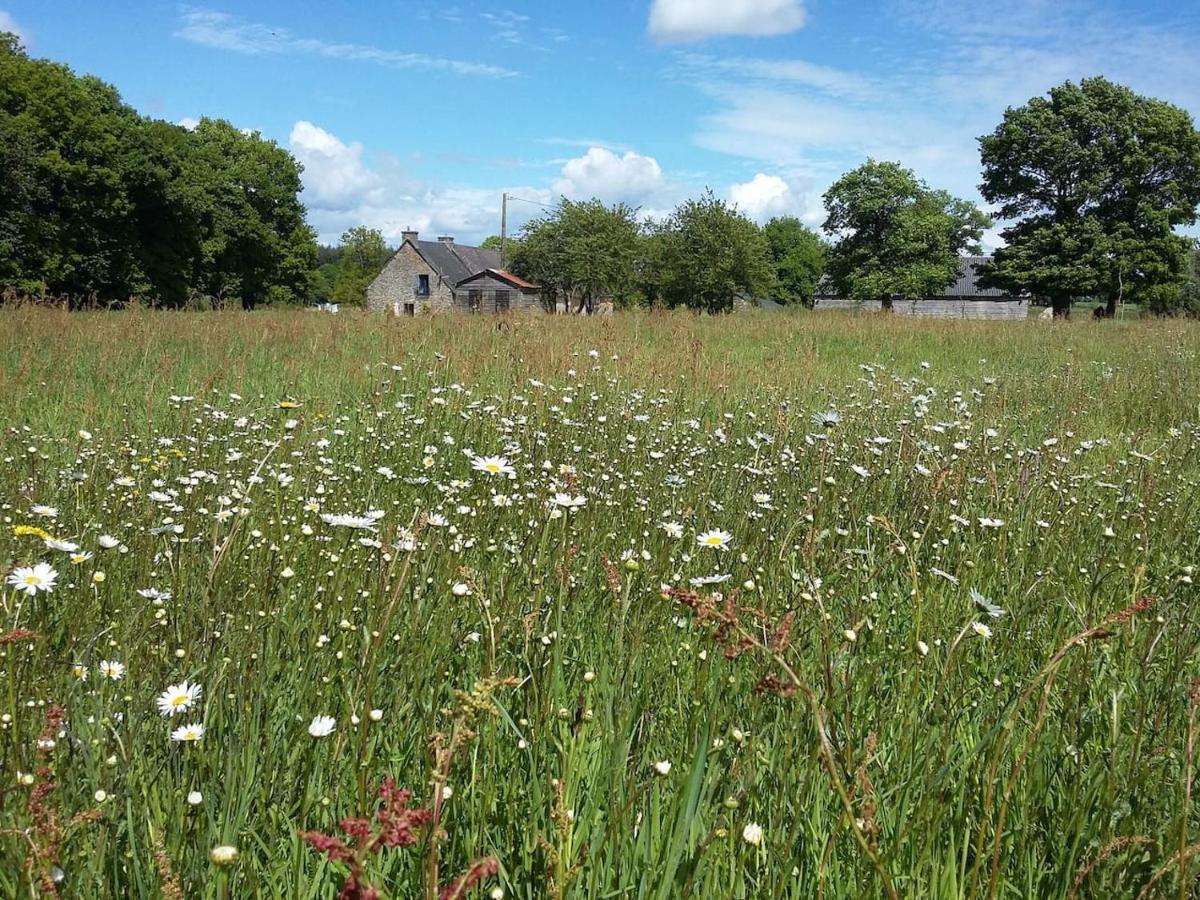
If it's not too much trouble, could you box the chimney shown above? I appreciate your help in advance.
[437,235,455,245]
[401,228,419,245]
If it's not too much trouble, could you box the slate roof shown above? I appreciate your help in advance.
[941,256,1015,299]
[413,240,501,286]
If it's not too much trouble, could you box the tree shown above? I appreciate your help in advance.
[823,161,989,309]
[762,217,825,307]
[330,227,390,306]
[649,191,773,313]
[0,37,317,306]
[510,198,642,313]
[1146,241,1200,317]
[979,77,1200,317]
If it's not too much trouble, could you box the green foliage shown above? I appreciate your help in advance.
[330,227,390,306]
[822,160,990,307]
[1146,241,1200,317]
[511,198,642,312]
[0,40,316,306]
[979,77,1200,317]
[649,191,773,312]
[762,217,825,307]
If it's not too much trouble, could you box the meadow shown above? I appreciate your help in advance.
[1,307,1199,899]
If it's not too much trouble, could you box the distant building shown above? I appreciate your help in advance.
[814,256,1028,320]
[367,231,542,315]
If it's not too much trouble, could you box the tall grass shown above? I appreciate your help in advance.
[0,307,1198,898]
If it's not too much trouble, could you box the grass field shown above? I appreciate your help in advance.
[2,308,1199,899]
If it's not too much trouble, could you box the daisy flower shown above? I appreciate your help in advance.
[696,529,733,551]
[171,723,205,743]
[44,538,79,552]
[31,505,58,519]
[157,681,202,717]
[971,622,993,639]
[308,715,336,737]
[99,660,125,680]
[661,521,684,538]
[319,512,379,531]
[7,562,58,596]
[471,455,516,477]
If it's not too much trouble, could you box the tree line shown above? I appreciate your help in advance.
[3,30,1199,317]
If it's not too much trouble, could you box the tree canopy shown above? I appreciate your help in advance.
[0,34,315,307]
[330,227,391,306]
[762,217,825,307]
[510,198,642,313]
[822,160,989,309]
[979,77,1200,317]
[648,192,774,313]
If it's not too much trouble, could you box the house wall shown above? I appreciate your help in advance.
[456,274,544,314]
[815,297,1027,320]
[366,243,453,315]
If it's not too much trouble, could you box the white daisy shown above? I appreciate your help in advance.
[157,681,202,717]
[99,660,125,681]
[696,529,733,551]
[471,454,516,477]
[308,715,336,737]
[171,723,204,742]
[6,562,58,596]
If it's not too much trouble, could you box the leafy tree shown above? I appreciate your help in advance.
[510,198,641,313]
[1146,241,1200,317]
[979,77,1200,317]
[762,217,825,307]
[822,160,989,309]
[0,37,317,307]
[648,191,773,313]
[330,227,390,306]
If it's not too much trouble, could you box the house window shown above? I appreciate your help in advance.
[468,290,482,313]
[403,302,415,317]
[416,274,430,296]
[494,290,511,312]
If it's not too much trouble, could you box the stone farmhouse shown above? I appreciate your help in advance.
[814,256,1029,320]
[367,230,542,316]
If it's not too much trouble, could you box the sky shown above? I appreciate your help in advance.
[3,0,1200,247]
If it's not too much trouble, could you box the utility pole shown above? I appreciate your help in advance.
[499,192,508,270]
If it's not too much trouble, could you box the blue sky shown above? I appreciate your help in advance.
[3,1,1199,246]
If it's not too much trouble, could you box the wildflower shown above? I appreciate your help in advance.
[549,492,587,511]
[471,454,516,477]
[696,529,733,551]
[7,562,58,596]
[319,512,380,531]
[977,517,1005,529]
[308,715,336,737]
[94,790,108,803]
[157,681,202,717]
[368,708,383,721]
[98,535,120,549]
[742,822,764,846]
[72,664,88,681]
[31,505,58,519]
[12,524,51,540]
[138,587,172,602]
[971,622,993,639]
[280,566,295,579]
[451,582,471,597]
[653,760,672,776]
[916,640,929,656]
[661,521,684,538]
[171,723,205,743]
[276,399,302,409]
[811,410,841,428]
[99,660,125,681]
[209,845,239,865]
[187,791,203,805]
[851,464,871,479]
[44,538,79,552]
[70,551,93,565]
[970,588,1005,619]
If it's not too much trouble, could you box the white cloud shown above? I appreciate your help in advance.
[0,9,26,43]
[177,117,201,131]
[290,121,383,209]
[177,9,516,79]
[728,173,799,222]
[552,147,665,204]
[649,0,807,42]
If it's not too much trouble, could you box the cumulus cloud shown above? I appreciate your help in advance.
[0,9,26,43]
[552,147,665,204]
[728,173,799,222]
[177,8,515,78]
[289,121,383,209]
[649,0,807,42]
[177,117,201,131]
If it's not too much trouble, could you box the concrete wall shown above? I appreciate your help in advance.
[366,243,452,315]
[815,297,1027,320]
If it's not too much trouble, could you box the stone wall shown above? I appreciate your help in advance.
[366,243,453,315]
[814,297,1028,320]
